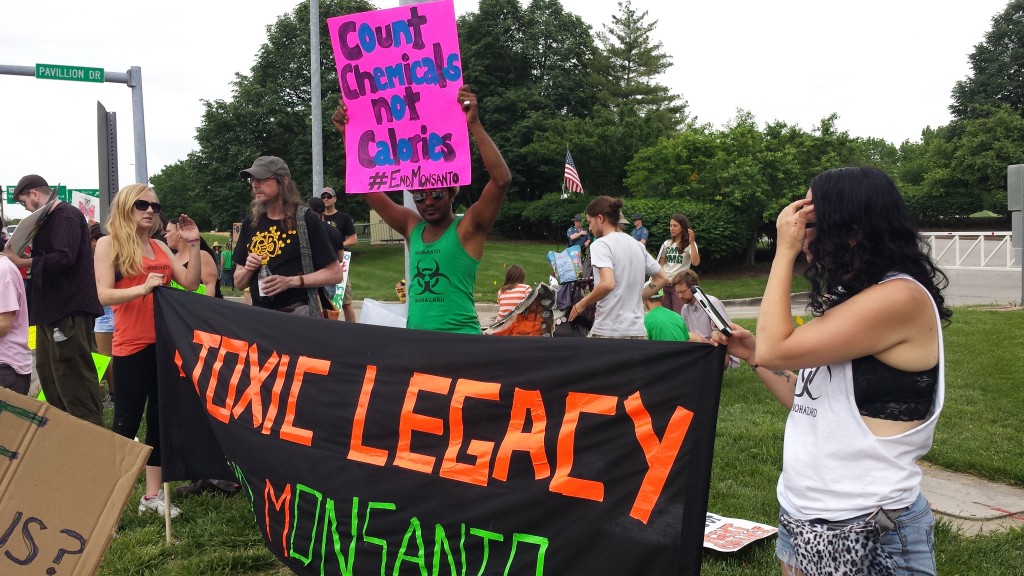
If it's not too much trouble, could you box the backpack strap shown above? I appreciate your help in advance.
[295,207,324,318]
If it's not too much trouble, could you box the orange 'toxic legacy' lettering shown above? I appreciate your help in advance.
[178,329,329,448]
[176,335,691,524]
[344,365,692,524]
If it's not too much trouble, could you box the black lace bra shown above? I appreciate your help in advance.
[852,355,937,421]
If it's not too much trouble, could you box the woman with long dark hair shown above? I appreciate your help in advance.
[656,213,699,312]
[94,184,202,518]
[725,167,949,574]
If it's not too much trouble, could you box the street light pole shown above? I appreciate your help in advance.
[310,0,324,197]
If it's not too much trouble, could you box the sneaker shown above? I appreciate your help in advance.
[138,489,181,518]
[173,478,240,498]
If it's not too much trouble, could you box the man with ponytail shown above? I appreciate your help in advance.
[568,196,669,339]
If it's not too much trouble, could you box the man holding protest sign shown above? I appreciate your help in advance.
[331,86,510,334]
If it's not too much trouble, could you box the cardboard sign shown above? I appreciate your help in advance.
[155,288,725,576]
[0,388,150,576]
[704,512,778,552]
[328,0,471,194]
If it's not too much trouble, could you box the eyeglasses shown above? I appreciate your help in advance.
[249,176,275,185]
[412,189,446,203]
[320,193,334,199]
[133,199,162,213]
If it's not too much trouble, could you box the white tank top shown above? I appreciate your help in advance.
[777,274,945,520]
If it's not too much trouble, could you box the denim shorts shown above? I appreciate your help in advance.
[776,492,936,575]
[94,306,115,333]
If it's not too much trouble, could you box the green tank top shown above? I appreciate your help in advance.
[407,217,481,334]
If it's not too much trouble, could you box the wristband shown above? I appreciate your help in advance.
[299,275,305,288]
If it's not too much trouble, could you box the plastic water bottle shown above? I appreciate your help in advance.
[257,258,271,298]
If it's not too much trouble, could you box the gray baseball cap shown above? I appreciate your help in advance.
[240,156,290,179]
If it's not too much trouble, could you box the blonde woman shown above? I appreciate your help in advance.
[94,184,202,518]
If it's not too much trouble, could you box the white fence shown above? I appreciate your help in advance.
[922,231,1018,269]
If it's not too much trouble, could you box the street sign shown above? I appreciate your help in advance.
[6,185,69,203]
[35,63,104,83]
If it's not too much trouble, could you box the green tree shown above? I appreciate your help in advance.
[623,111,871,263]
[950,0,1024,122]
[594,0,685,124]
[948,105,1024,212]
[152,0,374,231]
[149,158,211,229]
[457,0,601,201]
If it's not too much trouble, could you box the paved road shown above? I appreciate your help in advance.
[723,267,1021,319]
[329,267,1023,324]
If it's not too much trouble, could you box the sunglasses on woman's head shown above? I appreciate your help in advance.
[412,190,446,203]
[133,199,162,213]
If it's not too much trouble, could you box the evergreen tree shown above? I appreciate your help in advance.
[594,0,686,125]
[950,0,1024,122]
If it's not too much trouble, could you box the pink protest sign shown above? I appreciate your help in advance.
[328,0,469,194]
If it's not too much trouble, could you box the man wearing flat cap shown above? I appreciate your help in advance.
[232,156,343,315]
[5,174,104,426]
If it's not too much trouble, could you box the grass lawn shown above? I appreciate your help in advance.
[345,241,808,303]
[98,307,1024,574]
[202,235,808,302]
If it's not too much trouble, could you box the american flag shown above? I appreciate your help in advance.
[564,150,584,194]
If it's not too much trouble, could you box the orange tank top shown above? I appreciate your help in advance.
[112,239,172,356]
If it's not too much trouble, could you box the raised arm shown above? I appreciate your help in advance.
[753,198,934,371]
[457,85,512,247]
[688,228,701,266]
[163,215,202,292]
[331,101,421,239]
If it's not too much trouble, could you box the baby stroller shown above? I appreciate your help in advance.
[553,258,594,337]
[484,283,557,336]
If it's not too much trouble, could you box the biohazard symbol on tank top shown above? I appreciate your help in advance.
[248,226,295,261]
[411,257,452,296]
[794,365,830,401]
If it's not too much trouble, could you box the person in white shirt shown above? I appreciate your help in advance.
[723,166,949,575]
[656,214,700,312]
[0,252,31,395]
[568,196,668,338]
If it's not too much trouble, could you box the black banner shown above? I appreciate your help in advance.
[155,288,724,575]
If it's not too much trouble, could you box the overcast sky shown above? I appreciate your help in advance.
[1,0,1009,219]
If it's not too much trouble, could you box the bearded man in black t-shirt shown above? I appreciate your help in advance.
[232,157,343,314]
